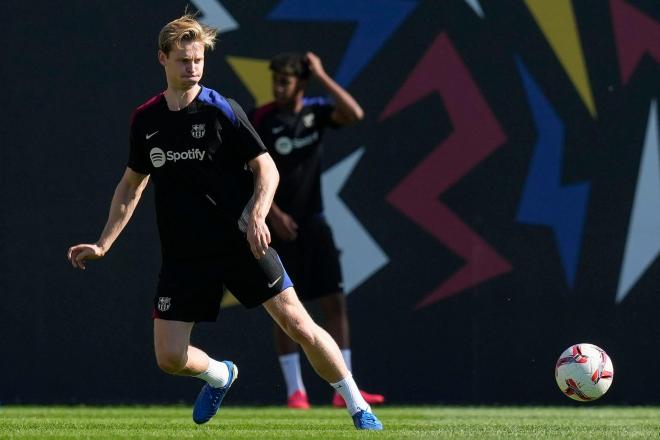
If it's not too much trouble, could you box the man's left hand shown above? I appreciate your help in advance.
[305,52,326,78]
[247,216,271,259]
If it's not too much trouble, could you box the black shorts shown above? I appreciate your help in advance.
[153,235,293,322]
[272,215,343,301]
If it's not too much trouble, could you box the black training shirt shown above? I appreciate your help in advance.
[250,97,339,221]
[128,86,267,258]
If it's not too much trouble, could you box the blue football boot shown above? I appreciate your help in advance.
[352,410,384,430]
[192,360,238,424]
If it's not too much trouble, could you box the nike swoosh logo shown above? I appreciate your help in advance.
[272,126,285,134]
[267,275,282,288]
[146,131,159,139]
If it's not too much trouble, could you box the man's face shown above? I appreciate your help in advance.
[272,72,304,106]
[159,41,205,90]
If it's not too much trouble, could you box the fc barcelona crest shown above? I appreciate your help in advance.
[157,297,171,312]
[302,113,315,128]
[191,124,206,139]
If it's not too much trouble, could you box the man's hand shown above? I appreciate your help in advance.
[269,209,298,242]
[305,52,327,79]
[67,244,106,270]
[247,216,272,259]
[304,51,364,125]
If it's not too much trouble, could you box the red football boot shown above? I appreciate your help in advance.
[287,389,311,409]
[332,389,385,407]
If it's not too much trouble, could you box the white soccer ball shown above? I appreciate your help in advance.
[555,343,614,401]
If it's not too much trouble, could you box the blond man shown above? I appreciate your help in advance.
[67,14,382,430]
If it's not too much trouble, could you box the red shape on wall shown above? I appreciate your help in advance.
[610,0,660,84]
[380,33,510,309]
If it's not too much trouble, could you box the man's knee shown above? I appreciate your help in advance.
[155,347,187,374]
[267,288,319,344]
[281,314,317,345]
[153,319,194,374]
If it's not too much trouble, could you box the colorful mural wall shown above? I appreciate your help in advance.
[2,0,659,404]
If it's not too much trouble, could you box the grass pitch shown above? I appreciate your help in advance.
[1,406,659,439]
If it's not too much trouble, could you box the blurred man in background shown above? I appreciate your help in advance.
[67,15,382,430]
[250,52,385,409]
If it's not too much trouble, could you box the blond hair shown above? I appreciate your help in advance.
[158,14,218,54]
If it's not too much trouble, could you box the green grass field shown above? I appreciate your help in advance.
[1,406,660,439]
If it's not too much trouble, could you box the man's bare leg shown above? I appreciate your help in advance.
[264,288,347,382]
[153,319,236,425]
[263,287,380,427]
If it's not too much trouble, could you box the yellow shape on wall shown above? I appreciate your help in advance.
[221,287,240,309]
[525,0,597,117]
[226,56,272,107]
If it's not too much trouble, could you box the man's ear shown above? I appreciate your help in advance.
[158,50,168,67]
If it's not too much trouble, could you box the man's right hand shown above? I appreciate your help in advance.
[269,209,298,241]
[67,244,106,270]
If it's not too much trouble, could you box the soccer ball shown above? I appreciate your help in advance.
[555,343,614,401]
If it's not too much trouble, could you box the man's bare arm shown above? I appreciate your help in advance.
[246,153,280,258]
[67,168,149,269]
[305,52,364,126]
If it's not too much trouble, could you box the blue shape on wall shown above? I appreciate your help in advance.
[515,57,591,288]
[268,0,418,86]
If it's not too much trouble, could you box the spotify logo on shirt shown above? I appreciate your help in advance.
[150,148,166,168]
[149,147,206,168]
[274,132,320,155]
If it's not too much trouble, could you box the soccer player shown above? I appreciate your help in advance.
[250,52,385,409]
[66,14,382,431]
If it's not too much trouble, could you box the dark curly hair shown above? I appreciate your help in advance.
[269,53,310,80]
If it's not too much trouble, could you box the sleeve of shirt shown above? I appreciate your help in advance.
[127,113,151,174]
[227,99,268,163]
[307,96,341,129]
